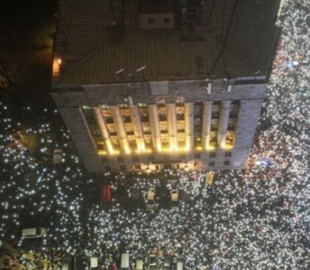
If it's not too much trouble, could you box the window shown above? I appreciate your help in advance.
[141,115,149,122]
[209,161,215,166]
[195,153,201,159]
[159,114,167,121]
[209,152,216,158]
[229,111,238,118]
[228,124,235,131]
[164,18,170,24]
[225,151,232,157]
[212,112,220,119]
[224,160,230,166]
[211,125,218,131]
[148,18,154,24]
[105,116,114,124]
[123,115,131,122]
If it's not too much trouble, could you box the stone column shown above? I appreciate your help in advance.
[218,100,231,148]
[129,105,146,153]
[202,101,212,149]
[94,107,114,154]
[110,106,131,154]
[148,104,162,152]
[185,102,194,151]
[166,103,178,151]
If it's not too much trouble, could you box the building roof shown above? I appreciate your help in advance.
[53,0,278,86]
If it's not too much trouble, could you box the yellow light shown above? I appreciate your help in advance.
[98,150,107,155]
[196,145,203,151]
[146,148,152,153]
[222,144,233,150]
[206,144,215,151]
[112,150,120,155]
[52,57,62,76]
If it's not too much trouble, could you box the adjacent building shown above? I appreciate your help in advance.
[51,0,279,173]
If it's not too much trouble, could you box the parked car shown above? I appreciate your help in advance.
[175,255,184,270]
[171,189,179,208]
[146,188,157,210]
[53,148,62,164]
[121,253,129,270]
[22,228,47,239]
[135,254,144,270]
[147,188,155,201]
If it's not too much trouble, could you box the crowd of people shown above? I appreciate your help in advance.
[0,0,310,269]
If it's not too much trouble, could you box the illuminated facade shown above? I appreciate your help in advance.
[51,0,278,172]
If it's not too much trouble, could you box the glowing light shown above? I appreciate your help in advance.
[98,150,107,155]
[52,57,62,76]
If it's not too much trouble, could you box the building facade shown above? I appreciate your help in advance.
[51,0,279,173]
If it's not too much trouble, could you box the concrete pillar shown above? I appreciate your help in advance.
[58,107,103,172]
[185,102,194,151]
[110,106,131,154]
[218,100,231,148]
[129,105,146,153]
[166,103,178,151]
[202,101,212,149]
[94,107,114,154]
[148,104,162,152]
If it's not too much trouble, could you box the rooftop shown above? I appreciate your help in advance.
[53,0,279,86]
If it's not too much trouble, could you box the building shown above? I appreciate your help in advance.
[51,0,279,173]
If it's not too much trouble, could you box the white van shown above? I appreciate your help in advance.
[146,188,157,210]
[121,253,129,269]
[135,254,144,270]
[171,189,179,208]
[176,256,184,270]
[22,228,47,238]
[90,257,98,268]
[147,188,155,201]
[53,148,62,164]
